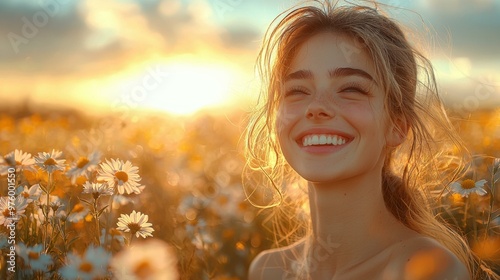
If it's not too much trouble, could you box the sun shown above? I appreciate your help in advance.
[143,62,237,115]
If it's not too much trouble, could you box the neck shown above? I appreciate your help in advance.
[306,171,407,273]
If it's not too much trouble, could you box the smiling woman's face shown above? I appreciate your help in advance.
[276,32,402,185]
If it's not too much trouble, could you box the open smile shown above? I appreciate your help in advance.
[301,134,348,146]
[295,129,353,153]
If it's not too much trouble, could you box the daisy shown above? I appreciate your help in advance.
[59,246,111,280]
[38,194,62,207]
[0,196,28,226]
[82,181,114,199]
[0,149,36,174]
[185,219,213,251]
[17,184,42,203]
[209,184,246,219]
[110,239,178,280]
[35,195,66,223]
[450,179,488,198]
[66,151,101,184]
[97,159,143,194]
[36,206,66,224]
[35,149,66,173]
[116,210,154,238]
[36,199,66,224]
[50,199,65,213]
[16,243,53,271]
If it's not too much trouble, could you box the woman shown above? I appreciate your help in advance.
[244,1,499,279]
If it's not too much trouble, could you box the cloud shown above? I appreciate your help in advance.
[0,0,263,113]
[0,1,87,73]
[6,0,495,112]
[0,0,261,75]
[416,0,500,61]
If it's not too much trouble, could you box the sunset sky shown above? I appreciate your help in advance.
[0,0,499,115]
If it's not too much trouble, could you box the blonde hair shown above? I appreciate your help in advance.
[244,1,499,279]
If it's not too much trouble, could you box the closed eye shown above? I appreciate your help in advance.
[339,82,370,95]
[342,87,368,93]
[284,86,311,97]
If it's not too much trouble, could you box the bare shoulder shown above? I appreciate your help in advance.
[248,239,306,280]
[387,236,470,280]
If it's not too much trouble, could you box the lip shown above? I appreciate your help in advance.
[295,127,353,154]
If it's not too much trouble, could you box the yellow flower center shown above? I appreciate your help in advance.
[461,179,476,190]
[238,201,249,211]
[22,192,30,198]
[115,171,128,183]
[28,251,40,260]
[134,260,153,279]
[73,203,85,213]
[2,209,11,217]
[85,213,93,222]
[76,157,90,169]
[44,158,57,166]
[128,223,141,234]
[218,195,229,205]
[79,262,93,272]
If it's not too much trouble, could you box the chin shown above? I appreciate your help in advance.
[297,170,345,185]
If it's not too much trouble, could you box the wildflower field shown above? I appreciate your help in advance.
[0,106,499,279]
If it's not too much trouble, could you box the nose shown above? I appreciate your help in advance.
[306,95,335,120]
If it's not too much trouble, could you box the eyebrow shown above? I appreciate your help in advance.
[283,67,376,84]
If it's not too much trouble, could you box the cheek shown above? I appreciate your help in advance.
[345,103,387,137]
[276,103,302,135]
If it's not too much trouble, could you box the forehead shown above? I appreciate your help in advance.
[287,32,377,80]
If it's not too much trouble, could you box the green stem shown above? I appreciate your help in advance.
[94,198,101,246]
[43,172,52,253]
[129,232,134,245]
[104,195,114,248]
[463,195,469,229]
[471,199,478,240]
[484,163,496,238]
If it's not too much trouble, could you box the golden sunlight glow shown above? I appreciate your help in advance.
[145,62,237,115]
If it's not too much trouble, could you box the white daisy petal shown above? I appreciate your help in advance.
[110,239,178,280]
[97,158,143,195]
[34,150,66,173]
[475,179,487,188]
[116,211,154,239]
[449,179,488,198]
[474,188,488,196]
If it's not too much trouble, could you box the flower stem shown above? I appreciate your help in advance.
[463,195,469,228]
[104,195,114,247]
[94,198,101,246]
[129,233,134,245]
[43,172,52,253]
[471,197,478,240]
[484,161,497,239]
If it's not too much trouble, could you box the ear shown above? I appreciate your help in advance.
[386,115,408,148]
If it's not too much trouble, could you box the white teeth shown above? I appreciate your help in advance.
[319,135,327,144]
[302,134,347,146]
